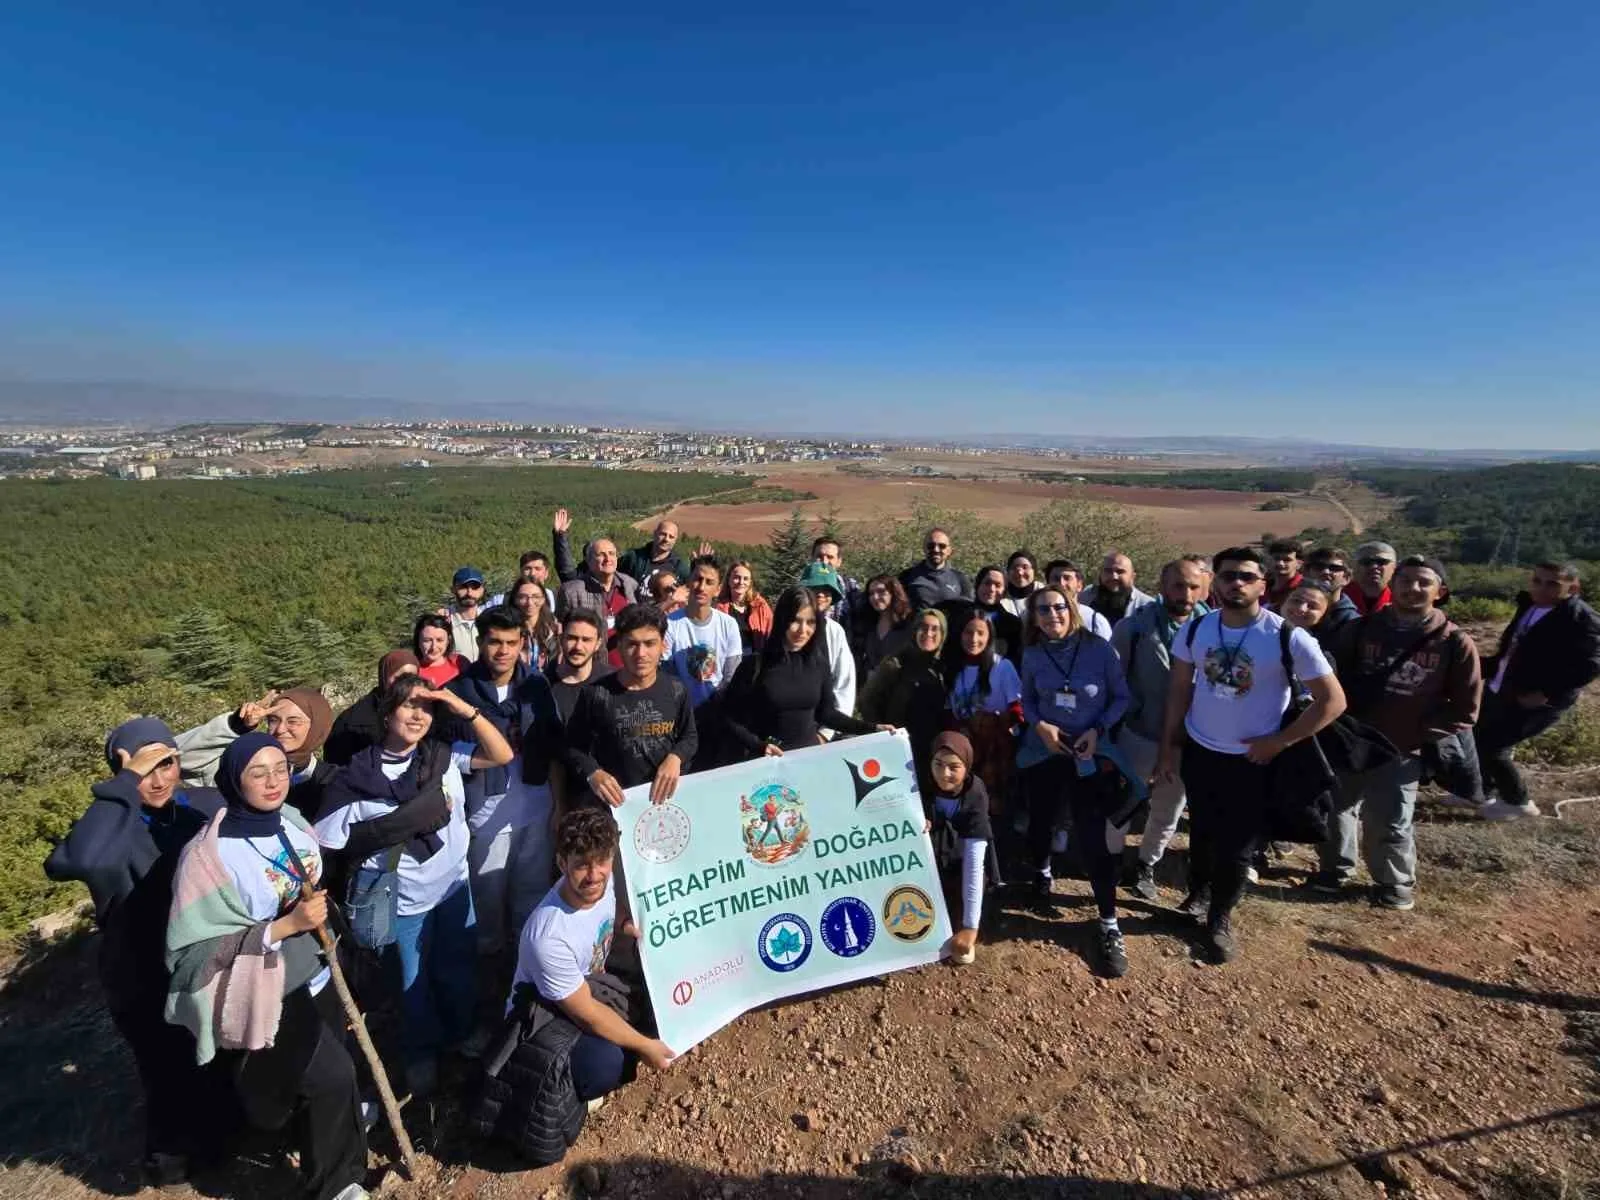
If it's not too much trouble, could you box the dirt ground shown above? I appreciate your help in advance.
[6,768,1600,1200]
[646,470,1348,553]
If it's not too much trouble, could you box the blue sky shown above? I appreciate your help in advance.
[1,2,1597,445]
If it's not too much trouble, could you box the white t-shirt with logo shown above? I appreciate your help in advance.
[666,609,743,708]
[215,819,331,993]
[1172,608,1333,755]
[511,877,616,1008]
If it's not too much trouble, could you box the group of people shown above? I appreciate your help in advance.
[44,511,1600,1196]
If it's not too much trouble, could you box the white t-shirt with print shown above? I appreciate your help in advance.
[313,745,473,917]
[510,876,616,1008]
[666,609,743,708]
[215,819,331,993]
[1172,608,1333,755]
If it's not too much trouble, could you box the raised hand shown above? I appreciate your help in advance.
[238,690,281,729]
[553,508,571,534]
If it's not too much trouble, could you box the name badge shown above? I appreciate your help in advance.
[606,614,617,630]
[1054,689,1077,711]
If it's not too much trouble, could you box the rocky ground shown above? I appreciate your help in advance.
[6,774,1600,1200]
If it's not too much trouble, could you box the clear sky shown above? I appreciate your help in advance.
[1,2,1597,445]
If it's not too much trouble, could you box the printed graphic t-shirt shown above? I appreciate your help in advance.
[510,876,616,1008]
[214,819,331,993]
[666,609,743,708]
[1172,608,1332,755]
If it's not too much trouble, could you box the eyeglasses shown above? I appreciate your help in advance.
[1035,602,1070,614]
[266,715,309,731]
[1357,557,1391,567]
[1218,571,1264,584]
[243,763,291,784]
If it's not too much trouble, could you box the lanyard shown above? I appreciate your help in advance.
[1212,612,1252,679]
[1040,633,1085,690]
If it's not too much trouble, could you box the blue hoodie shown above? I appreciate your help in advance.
[1017,632,1129,769]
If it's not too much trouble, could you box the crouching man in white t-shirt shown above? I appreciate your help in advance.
[510,805,676,1103]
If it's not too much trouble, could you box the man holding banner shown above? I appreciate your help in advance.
[613,730,953,1053]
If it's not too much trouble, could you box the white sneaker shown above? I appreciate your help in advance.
[332,1185,370,1200]
[1480,799,1540,822]
[586,1095,606,1114]
[1245,866,1259,884]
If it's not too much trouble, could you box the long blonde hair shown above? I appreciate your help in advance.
[1023,585,1084,645]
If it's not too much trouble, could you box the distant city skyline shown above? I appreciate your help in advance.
[2,4,1598,446]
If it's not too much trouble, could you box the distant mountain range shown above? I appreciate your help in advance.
[3,377,1597,467]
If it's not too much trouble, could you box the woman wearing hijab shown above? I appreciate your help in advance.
[316,675,511,1097]
[861,608,951,798]
[508,577,561,670]
[721,585,887,760]
[1000,550,1041,619]
[972,565,1025,665]
[166,734,369,1200]
[176,688,337,821]
[944,607,1024,810]
[324,651,420,767]
[45,719,235,1186]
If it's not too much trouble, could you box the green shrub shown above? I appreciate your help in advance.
[1522,698,1600,768]
[1448,597,1517,623]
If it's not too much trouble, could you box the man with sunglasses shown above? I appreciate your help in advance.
[1348,541,1397,616]
[1475,562,1600,821]
[1157,547,1346,963]
[448,565,488,662]
[1304,547,1362,649]
[900,526,973,613]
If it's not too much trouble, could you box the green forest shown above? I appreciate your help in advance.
[1353,463,1600,564]
[0,466,741,935]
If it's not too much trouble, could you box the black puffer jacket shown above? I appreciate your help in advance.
[472,973,634,1165]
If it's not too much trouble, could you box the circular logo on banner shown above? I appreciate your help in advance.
[820,896,876,958]
[634,804,691,864]
[757,913,813,973]
[882,886,936,943]
[671,980,694,1007]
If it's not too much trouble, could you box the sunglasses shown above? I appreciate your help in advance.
[926,542,950,551]
[1035,602,1070,614]
[1357,557,1391,567]
[1312,563,1350,575]
[1218,570,1264,584]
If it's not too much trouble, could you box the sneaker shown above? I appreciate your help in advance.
[1129,862,1160,902]
[332,1186,370,1200]
[1097,925,1130,978]
[1177,889,1210,922]
[1306,869,1347,895]
[1374,885,1415,911]
[1244,865,1260,885]
[586,1095,606,1115]
[143,1152,189,1189]
[1480,799,1540,822]
[1204,914,1237,964]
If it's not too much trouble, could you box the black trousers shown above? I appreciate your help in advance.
[1025,756,1120,919]
[1179,743,1271,922]
[231,985,367,1200]
[108,987,240,1159]
[1474,688,1563,808]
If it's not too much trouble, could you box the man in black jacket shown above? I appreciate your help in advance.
[1476,562,1600,820]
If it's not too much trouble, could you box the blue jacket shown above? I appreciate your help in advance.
[1017,633,1130,768]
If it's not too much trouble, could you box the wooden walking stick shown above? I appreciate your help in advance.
[301,881,419,1180]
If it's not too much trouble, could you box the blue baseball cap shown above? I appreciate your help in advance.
[452,566,485,587]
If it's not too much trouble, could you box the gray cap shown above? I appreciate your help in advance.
[1354,540,1396,563]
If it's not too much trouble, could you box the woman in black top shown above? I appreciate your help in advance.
[972,565,1025,665]
[853,573,914,677]
[723,586,888,758]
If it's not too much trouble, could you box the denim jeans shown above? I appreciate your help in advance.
[1321,755,1423,890]
[569,1034,627,1101]
[468,785,556,954]
[386,878,478,1066]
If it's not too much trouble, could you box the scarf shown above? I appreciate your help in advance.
[454,659,528,796]
[104,716,178,772]
[276,688,333,771]
[329,741,451,862]
[216,733,289,840]
[379,650,419,690]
